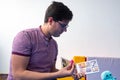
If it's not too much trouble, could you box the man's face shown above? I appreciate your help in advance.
[50,20,69,37]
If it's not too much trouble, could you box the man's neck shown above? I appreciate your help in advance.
[40,24,51,39]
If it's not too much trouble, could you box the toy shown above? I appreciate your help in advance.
[101,70,116,80]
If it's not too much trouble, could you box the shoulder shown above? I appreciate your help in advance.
[15,27,39,38]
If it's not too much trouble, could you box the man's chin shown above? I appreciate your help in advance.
[53,34,60,37]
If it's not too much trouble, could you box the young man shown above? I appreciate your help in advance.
[7,1,84,80]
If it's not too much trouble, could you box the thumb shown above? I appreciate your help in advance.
[66,60,74,70]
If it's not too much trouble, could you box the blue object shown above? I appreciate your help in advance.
[101,71,116,80]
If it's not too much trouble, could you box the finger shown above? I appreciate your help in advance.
[72,73,78,80]
[69,62,75,71]
[66,61,74,70]
[72,73,82,80]
[81,72,85,77]
[77,73,83,79]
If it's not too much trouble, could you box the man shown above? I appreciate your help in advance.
[7,1,83,80]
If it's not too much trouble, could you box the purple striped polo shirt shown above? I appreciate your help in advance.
[8,27,58,80]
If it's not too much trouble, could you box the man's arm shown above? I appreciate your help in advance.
[51,61,59,72]
[11,54,75,80]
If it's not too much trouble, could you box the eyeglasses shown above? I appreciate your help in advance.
[57,21,69,28]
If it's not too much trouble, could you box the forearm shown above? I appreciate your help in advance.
[13,70,61,80]
[11,55,74,80]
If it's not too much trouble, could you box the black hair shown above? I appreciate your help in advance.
[44,1,73,22]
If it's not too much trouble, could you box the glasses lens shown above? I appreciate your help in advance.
[58,22,68,28]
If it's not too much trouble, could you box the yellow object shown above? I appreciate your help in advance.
[57,76,74,80]
[57,56,86,80]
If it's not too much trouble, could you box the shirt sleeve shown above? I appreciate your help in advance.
[12,31,32,56]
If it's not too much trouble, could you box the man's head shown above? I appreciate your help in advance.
[42,1,73,37]
[44,1,73,23]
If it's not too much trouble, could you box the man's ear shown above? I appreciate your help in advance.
[48,17,54,25]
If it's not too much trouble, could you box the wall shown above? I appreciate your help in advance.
[0,0,120,73]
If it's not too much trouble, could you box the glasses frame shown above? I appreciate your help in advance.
[57,21,69,28]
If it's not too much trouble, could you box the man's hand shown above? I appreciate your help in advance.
[72,66,85,79]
